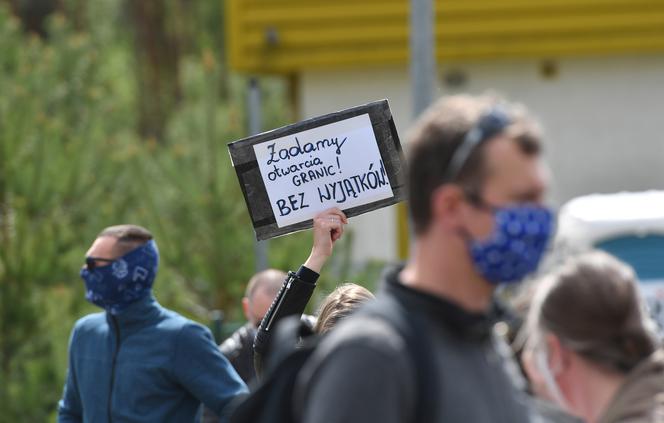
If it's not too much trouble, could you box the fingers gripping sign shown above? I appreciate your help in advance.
[304,208,348,273]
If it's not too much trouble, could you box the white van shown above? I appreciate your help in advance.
[553,191,664,331]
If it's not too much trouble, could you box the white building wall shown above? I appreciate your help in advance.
[299,55,664,261]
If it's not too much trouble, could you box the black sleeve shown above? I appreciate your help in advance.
[253,265,319,379]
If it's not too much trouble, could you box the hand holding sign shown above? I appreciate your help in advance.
[304,208,348,273]
[229,100,405,240]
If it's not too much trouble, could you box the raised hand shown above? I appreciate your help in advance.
[304,208,348,273]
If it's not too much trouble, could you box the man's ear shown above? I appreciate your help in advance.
[242,297,251,322]
[430,184,466,230]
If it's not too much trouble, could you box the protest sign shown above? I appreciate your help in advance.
[229,100,405,240]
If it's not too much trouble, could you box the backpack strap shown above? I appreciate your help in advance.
[229,316,319,423]
[361,297,440,423]
[263,316,316,376]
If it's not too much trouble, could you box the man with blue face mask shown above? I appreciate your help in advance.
[57,225,248,423]
[296,95,553,423]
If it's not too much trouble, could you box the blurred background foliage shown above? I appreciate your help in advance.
[0,0,383,420]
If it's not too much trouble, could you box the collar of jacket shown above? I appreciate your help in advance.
[381,264,500,342]
[105,295,163,335]
[598,349,664,423]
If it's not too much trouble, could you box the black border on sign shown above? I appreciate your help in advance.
[228,99,406,241]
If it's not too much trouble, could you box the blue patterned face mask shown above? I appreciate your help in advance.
[80,240,159,315]
[469,205,554,284]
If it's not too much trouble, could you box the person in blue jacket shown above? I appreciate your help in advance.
[57,224,248,423]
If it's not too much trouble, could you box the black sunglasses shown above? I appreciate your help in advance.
[444,107,512,183]
[85,256,116,270]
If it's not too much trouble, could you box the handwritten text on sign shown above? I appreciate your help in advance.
[253,114,394,227]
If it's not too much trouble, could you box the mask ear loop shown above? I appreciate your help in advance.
[454,186,499,242]
[533,335,569,409]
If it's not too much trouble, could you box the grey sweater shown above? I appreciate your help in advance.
[295,265,537,423]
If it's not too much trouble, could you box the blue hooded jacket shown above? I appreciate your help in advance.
[57,295,248,422]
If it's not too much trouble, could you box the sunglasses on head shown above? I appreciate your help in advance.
[85,256,116,271]
[444,107,512,182]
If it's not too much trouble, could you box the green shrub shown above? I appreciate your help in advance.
[0,4,377,420]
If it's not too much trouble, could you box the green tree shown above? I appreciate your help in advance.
[0,2,379,419]
[0,6,139,419]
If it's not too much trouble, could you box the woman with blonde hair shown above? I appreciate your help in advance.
[314,283,374,334]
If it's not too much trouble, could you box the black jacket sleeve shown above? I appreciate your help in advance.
[253,265,319,378]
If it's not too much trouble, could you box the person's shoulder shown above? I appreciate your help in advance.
[72,311,107,334]
[315,311,409,361]
[155,305,207,331]
[67,312,109,350]
[220,323,253,356]
[136,305,215,348]
[295,307,418,421]
[167,313,214,343]
[299,297,417,388]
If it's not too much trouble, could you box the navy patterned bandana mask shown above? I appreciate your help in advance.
[80,240,159,315]
[469,205,554,284]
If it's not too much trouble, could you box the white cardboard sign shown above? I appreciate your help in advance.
[253,114,393,227]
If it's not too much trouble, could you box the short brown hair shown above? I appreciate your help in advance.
[314,283,374,334]
[98,224,153,256]
[406,94,542,234]
[530,251,658,373]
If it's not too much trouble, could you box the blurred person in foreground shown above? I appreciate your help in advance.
[296,94,554,422]
[57,224,248,423]
[523,251,664,423]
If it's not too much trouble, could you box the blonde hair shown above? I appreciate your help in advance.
[314,283,374,334]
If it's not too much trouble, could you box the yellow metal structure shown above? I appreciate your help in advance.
[227,0,664,74]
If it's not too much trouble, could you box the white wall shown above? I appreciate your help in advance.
[299,55,664,261]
